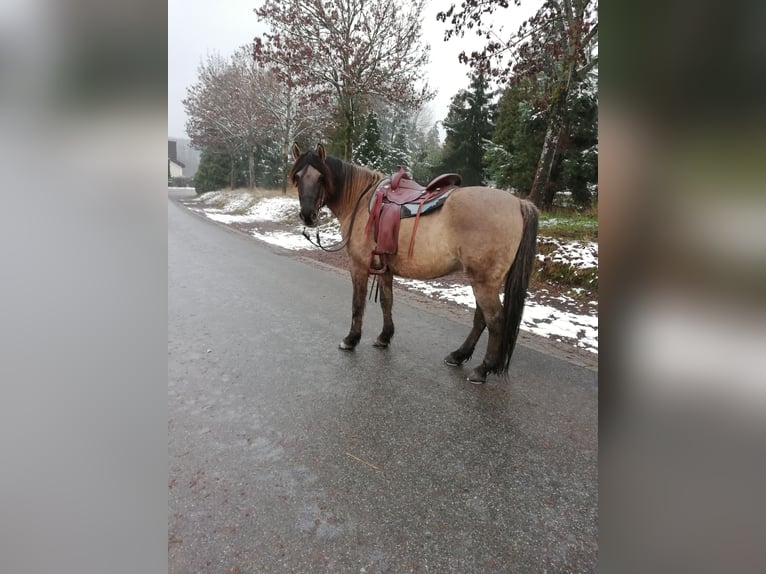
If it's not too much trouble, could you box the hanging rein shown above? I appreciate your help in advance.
[301,177,379,252]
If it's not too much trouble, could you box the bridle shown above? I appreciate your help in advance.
[301,176,380,252]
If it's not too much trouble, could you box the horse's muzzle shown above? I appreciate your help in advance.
[300,209,318,227]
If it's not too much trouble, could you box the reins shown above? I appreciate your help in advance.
[301,176,380,252]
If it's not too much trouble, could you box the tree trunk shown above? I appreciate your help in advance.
[529,121,560,209]
[281,107,292,195]
[229,155,236,190]
[281,138,289,195]
[248,149,255,190]
[341,95,355,161]
[528,86,568,210]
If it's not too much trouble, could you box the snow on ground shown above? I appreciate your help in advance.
[539,217,597,229]
[395,278,598,354]
[187,193,598,355]
[249,196,301,221]
[522,298,599,353]
[250,230,310,250]
[394,278,477,308]
[537,236,598,271]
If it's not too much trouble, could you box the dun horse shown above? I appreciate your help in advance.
[290,143,538,384]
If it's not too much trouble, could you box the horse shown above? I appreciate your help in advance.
[290,143,539,384]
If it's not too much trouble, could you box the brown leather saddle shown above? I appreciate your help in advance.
[365,166,461,274]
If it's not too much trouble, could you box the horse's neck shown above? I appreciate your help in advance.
[328,163,380,224]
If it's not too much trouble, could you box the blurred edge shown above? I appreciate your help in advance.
[1,0,766,572]
[601,1,766,573]
[0,1,167,574]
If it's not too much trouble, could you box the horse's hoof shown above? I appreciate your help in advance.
[373,339,389,348]
[339,341,355,351]
[444,353,463,366]
[467,368,487,384]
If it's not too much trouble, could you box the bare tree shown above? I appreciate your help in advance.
[184,46,333,191]
[253,0,434,160]
[227,48,269,189]
[249,63,333,193]
[183,53,245,189]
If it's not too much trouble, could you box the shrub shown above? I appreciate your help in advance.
[169,176,193,187]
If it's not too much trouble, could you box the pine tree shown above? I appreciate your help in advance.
[487,75,597,206]
[354,112,387,171]
[384,125,411,173]
[438,70,495,186]
[253,141,285,189]
[485,82,546,193]
[195,146,237,193]
[411,123,442,183]
[557,78,598,207]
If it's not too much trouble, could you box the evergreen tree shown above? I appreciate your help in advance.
[194,146,234,193]
[384,125,411,173]
[253,141,285,189]
[557,79,598,206]
[354,112,387,171]
[485,82,546,194]
[411,123,442,183]
[194,145,250,193]
[325,106,355,160]
[438,70,495,186]
[487,75,597,206]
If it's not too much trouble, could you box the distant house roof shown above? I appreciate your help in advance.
[168,138,200,177]
[169,140,186,168]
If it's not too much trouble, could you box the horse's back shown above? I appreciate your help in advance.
[390,186,527,279]
[442,186,525,242]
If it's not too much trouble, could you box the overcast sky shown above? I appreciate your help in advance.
[168,0,537,139]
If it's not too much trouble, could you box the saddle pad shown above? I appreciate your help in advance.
[399,187,458,218]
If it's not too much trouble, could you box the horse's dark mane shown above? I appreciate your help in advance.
[291,152,380,201]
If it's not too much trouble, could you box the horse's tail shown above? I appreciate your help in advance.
[497,199,539,375]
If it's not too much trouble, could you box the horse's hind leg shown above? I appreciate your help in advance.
[444,307,486,366]
[373,271,395,348]
[340,266,368,350]
[466,285,504,384]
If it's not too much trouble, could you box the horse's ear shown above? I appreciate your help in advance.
[292,142,301,160]
[316,143,326,162]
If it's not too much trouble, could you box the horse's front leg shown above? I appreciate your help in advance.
[373,271,395,348]
[339,266,369,350]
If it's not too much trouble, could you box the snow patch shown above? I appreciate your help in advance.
[248,197,300,221]
[538,236,598,271]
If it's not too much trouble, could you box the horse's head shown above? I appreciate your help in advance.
[290,143,333,227]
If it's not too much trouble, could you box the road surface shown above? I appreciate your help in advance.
[168,190,598,573]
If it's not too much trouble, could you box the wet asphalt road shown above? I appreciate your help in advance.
[168,190,598,573]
